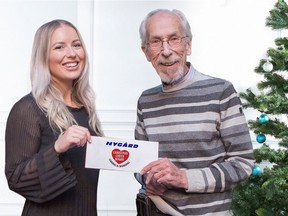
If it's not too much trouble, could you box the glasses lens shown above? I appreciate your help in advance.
[169,37,181,47]
[149,39,161,49]
[147,36,186,50]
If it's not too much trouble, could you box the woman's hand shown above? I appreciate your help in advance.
[54,125,91,153]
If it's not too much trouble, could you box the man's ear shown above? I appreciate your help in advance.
[186,39,192,56]
[141,46,151,62]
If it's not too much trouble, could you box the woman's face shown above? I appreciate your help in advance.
[49,24,85,89]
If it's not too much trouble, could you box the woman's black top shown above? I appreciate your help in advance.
[5,93,99,216]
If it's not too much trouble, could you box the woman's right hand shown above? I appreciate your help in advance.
[54,125,91,154]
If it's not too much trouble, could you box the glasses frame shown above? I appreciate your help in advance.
[146,36,188,50]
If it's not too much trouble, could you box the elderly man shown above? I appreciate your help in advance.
[135,9,254,216]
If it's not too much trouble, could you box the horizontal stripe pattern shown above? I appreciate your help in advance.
[135,65,254,215]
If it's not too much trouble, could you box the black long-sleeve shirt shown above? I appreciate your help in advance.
[5,93,99,216]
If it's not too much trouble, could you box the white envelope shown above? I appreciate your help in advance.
[85,136,159,172]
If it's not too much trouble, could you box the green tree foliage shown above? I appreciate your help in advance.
[231,0,288,215]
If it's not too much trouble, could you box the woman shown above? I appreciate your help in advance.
[5,19,103,216]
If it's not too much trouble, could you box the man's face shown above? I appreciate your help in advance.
[142,12,192,85]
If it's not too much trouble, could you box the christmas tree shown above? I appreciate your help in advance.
[231,0,288,215]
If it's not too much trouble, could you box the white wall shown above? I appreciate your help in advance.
[0,0,279,215]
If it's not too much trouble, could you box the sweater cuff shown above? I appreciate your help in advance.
[185,169,206,193]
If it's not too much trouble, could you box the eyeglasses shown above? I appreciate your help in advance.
[146,36,188,50]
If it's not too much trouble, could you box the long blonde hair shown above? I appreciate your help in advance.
[30,19,103,136]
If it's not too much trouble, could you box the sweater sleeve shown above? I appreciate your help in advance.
[5,95,77,203]
[135,99,149,141]
[185,83,255,193]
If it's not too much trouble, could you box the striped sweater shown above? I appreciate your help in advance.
[135,63,254,215]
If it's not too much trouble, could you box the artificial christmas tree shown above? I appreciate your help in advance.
[231,0,288,215]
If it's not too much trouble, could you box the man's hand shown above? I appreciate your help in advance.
[141,158,188,194]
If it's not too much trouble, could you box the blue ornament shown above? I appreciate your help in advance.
[259,114,269,124]
[256,134,266,143]
[252,165,262,176]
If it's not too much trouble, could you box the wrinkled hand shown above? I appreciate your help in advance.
[54,125,91,154]
[141,158,188,193]
[145,175,168,196]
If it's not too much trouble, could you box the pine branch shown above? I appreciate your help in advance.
[266,0,288,30]
[248,118,288,138]
[254,144,288,166]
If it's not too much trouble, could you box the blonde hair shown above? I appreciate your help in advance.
[30,19,103,136]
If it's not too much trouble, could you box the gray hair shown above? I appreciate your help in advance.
[30,19,103,135]
[139,9,192,47]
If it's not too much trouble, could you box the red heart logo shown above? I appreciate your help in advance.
[111,149,130,164]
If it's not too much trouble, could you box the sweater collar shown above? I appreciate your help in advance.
[162,62,195,92]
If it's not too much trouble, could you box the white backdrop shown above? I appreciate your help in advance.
[0,0,278,215]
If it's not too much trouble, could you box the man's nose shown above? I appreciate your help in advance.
[161,41,172,56]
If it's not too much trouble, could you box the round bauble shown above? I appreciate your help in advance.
[252,165,262,176]
[256,133,266,143]
[259,113,269,124]
[262,61,273,72]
